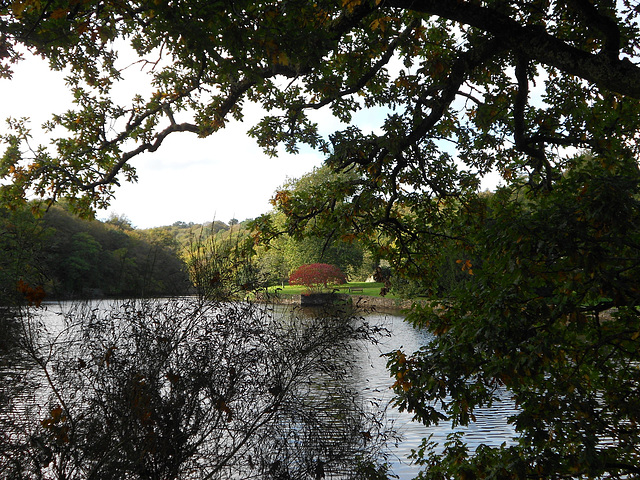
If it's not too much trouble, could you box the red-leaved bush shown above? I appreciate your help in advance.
[288,263,347,292]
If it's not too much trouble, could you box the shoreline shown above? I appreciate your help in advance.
[269,292,423,313]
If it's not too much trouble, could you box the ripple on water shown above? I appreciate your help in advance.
[358,312,519,479]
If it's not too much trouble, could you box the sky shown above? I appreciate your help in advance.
[1,50,500,230]
[99,121,325,229]
[0,52,326,229]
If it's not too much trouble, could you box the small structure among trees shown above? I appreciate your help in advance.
[288,263,346,293]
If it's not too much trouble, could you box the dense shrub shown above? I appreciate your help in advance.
[288,263,346,292]
[1,298,392,478]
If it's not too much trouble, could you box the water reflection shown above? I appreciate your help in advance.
[353,311,518,479]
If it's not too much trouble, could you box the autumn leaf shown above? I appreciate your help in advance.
[215,398,233,422]
[50,8,68,19]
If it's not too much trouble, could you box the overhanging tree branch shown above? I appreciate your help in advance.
[387,0,640,98]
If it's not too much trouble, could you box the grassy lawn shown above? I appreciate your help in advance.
[269,282,400,299]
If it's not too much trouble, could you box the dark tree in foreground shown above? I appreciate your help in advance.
[0,298,394,479]
[2,0,640,477]
[384,156,640,478]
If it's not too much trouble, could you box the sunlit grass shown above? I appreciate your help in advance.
[269,282,400,298]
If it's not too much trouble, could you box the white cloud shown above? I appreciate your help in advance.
[1,51,324,229]
[105,127,323,228]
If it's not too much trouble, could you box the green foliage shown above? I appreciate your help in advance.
[386,156,640,478]
[256,244,290,287]
[285,235,364,278]
[44,206,191,298]
[0,203,49,306]
[0,204,191,300]
[182,223,266,300]
[387,237,477,298]
[104,213,134,230]
[254,167,368,280]
[3,0,640,222]
[3,0,640,477]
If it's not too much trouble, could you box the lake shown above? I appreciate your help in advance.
[3,299,519,479]
[349,310,518,479]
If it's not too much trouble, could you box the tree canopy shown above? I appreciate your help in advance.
[0,202,190,300]
[1,0,639,214]
[3,0,640,478]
